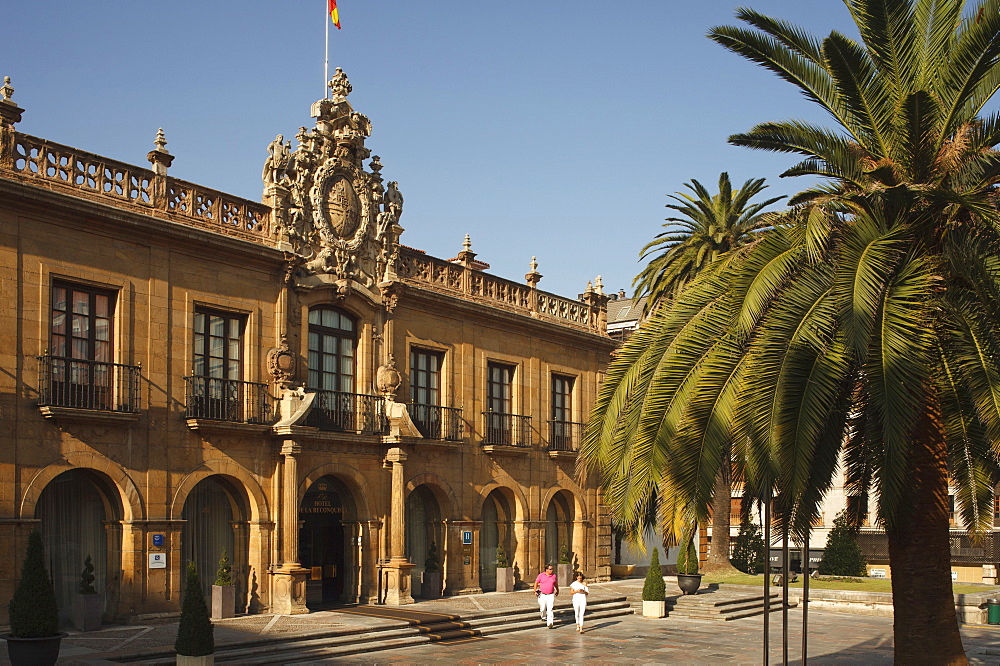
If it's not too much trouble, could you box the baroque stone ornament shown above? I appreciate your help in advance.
[265,67,404,293]
[376,354,403,397]
[267,335,296,388]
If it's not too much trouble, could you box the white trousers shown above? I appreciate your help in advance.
[573,595,587,626]
[538,593,555,625]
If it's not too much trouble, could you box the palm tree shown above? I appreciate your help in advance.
[634,173,783,316]
[584,2,1000,662]
[633,173,782,570]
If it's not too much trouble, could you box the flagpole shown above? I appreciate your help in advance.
[324,0,330,98]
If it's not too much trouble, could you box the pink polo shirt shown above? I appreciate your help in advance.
[535,571,557,594]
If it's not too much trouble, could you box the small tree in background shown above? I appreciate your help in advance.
[175,562,214,657]
[819,511,867,577]
[495,544,509,568]
[730,520,766,574]
[641,548,665,601]
[558,542,572,564]
[79,554,98,594]
[424,542,440,573]
[214,548,232,587]
[8,530,59,638]
[675,529,700,575]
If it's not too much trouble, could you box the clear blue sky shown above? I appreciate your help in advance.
[6,1,859,299]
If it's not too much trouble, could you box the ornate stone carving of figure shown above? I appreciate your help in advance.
[385,181,403,214]
[329,67,352,100]
[263,134,291,186]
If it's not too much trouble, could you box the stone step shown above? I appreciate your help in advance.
[199,598,634,664]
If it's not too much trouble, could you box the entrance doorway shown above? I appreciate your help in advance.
[405,484,443,597]
[479,489,515,592]
[545,491,575,566]
[181,476,249,608]
[36,469,123,627]
[299,476,357,607]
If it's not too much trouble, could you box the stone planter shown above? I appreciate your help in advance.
[495,567,515,593]
[3,633,66,666]
[211,585,235,620]
[641,600,666,618]
[557,563,573,586]
[676,573,703,595]
[421,571,442,599]
[177,654,214,665]
[73,593,102,632]
[610,564,635,578]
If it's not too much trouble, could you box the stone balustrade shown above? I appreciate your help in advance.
[4,132,270,243]
[2,132,606,332]
[398,248,604,333]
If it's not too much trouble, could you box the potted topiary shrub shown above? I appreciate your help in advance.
[211,548,236,620]
[494,544,515,593]
[3,530,65,665]
[675,528,703,595]
[74,554,102,632]
[641,547,666,618]
[557,541,574,587]
[175,561,214,665]
[420,542,443,599]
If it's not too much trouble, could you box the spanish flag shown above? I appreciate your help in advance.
[329,0,341,29]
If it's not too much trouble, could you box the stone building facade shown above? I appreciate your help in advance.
[0,72,615,625]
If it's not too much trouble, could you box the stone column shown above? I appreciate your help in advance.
[382,447,414,605]
[361,519,383,603]
[269,440,309,615]
[247,520,274,613]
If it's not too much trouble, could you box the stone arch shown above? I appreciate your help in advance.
[471,478,529,522]
[540,484,590,523]
[405,471,459,519]
[299,460,372,519]
[19,452,142,522]
[168,458,270,523]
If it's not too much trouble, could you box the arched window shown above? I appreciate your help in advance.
[307,307,356,393]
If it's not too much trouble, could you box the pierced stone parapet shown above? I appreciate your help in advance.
[6,132,271,243]
[398,247,603,333]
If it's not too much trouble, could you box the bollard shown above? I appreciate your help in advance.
[988,598,1000,625]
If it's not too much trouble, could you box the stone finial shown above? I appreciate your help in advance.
[0,76,24,128]
[525,256,542,287]
[585,280,593,294]
[594,275,605,295]
[146,127,175,175]
[370,155,383,175]
[456,234,479,269]
[0,77,14,104]
[328,67,352,100]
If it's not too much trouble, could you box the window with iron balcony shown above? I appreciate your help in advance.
[38,281,141,414]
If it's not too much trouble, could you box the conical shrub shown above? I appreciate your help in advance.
[175,561,214,656]
[9,530,59,638]
[641,548,665,601]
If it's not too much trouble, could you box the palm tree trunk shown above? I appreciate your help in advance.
[705,451,735,572]
[887,408,966,665]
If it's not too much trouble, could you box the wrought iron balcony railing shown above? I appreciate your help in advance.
[37,354,141,413]
[407,403,463,441]
[482,412,532,447]
[547,420,584,452]
[305,390,388,435]
[184,376,272,424]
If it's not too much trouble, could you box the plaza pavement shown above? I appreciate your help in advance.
[27,577,1000,664]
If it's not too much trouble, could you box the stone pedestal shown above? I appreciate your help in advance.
[382,559,415,606]
[269,567,310,615]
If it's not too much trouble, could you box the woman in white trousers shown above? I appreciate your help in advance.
[570,572,589,632]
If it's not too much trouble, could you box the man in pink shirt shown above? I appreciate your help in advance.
[533,564,559,628]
